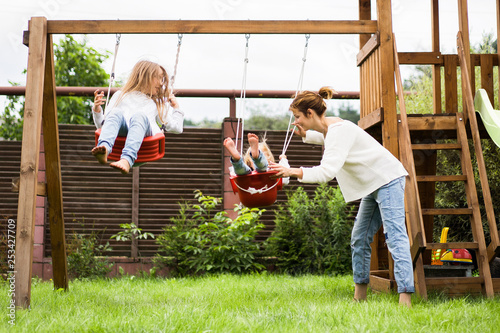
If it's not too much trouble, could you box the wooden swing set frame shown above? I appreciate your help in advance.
[13,0,500,308]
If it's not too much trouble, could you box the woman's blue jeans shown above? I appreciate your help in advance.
[97,111,152,167]
[351,176,415,293]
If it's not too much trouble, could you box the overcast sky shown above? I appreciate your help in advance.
[1,1,498,122]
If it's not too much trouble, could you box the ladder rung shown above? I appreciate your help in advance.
[416,175,467,182]
[422,208,473,215]
[425,276,484,285]
[412,143,461,150]
[426,242,478,250]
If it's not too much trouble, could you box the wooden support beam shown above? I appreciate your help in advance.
[497,0,500,110]
[359,0,372,47]
[444,55,459,114]
[11,178,47,196]
[398,52,442,65]
[426,242,478,250]
[131,167,139,259]
[405,114,458,131]
[458,0,474,114]
[431,0,442,113]
[410,232,425,267]
[43,19,378,35]
[377,0,399,159]
[357,33,380,66]
[14,17,47,309]
[42,34,68,292]
[480,54,494,104]
[358,107,383,130]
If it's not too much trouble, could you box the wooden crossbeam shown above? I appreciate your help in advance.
[41,19,378,35]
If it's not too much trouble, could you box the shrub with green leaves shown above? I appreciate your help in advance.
[154,190,266,276]
[266,184,354,275]
[66,230,112,280]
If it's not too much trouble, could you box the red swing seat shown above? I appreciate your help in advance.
[94,128,165,163]
[229,170,283,208]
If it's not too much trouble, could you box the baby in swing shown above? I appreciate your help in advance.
[224,133,290,185]
[91,60,184,174]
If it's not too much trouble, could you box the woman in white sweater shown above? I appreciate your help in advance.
[269,87,414,307]
[92,60,184,174]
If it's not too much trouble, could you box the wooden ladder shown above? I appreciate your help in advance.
[393,35,495,298]
[406,114,494,298]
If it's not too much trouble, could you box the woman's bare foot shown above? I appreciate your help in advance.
[223,137,241,161]
[110,159,130,174]
[91,146,107,164]
[353,283,368,302]
[248,133,259,158]
[399,293,412,308]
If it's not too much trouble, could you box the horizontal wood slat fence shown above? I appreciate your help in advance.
[1,124,358,258]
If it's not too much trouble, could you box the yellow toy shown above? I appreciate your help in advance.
[431,227,449,265]
[431,227,473,265]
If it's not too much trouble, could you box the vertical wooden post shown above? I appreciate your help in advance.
[359,0,372,47]
[496,0,500,109]
[458,0,473,119]
[14,17,47,308]
[222,117,241,220]
[42,34,68,291]
[377,0,398,282]
[131,167,140,258]
[376,0,399,158]
[431,0,442,114]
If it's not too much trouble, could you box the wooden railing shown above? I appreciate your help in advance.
[358,33,383,120]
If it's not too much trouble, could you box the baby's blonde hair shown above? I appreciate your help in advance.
[243,140,275,169]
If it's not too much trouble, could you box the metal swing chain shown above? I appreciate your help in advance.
[170,33,183,92]
[161,33,183,128]
[104,33,121,114]
[282,33,310,156]
[235,33,251,155]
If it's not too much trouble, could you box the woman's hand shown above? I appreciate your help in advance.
[168,93,179,109]
[269,162,302,179]
[292,123,307,138]
[93,89,105,113]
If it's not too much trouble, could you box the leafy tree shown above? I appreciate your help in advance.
[54,35,109,124]
[0,35,109,140]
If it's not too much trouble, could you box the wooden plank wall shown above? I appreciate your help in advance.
[0,141,22,262]
[1,124,357,258]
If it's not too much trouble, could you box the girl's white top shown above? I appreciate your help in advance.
[299,120,408,202]
[93,91,184,135]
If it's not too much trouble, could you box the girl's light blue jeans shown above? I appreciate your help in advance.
[231,150,268,175]
[97,111,152,167]
[351,176,415,293]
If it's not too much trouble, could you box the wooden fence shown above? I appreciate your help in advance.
[1,124,356,259]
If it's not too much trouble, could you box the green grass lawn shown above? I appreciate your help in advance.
[2,274,499,332]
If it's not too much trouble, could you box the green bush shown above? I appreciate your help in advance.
[265,184,354,275]
[66,230,113,280]
[154,190,266,276]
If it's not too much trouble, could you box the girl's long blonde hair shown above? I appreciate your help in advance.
[115,60,170,122]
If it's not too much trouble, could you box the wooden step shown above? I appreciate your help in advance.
[406,114,458,131]
[416,175,467,182]
[426,242,478,250]
[412,143,461,150]
[421,208,473,215]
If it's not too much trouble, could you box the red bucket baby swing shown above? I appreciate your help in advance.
[229,34,310,208]
[94,33,183,165]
